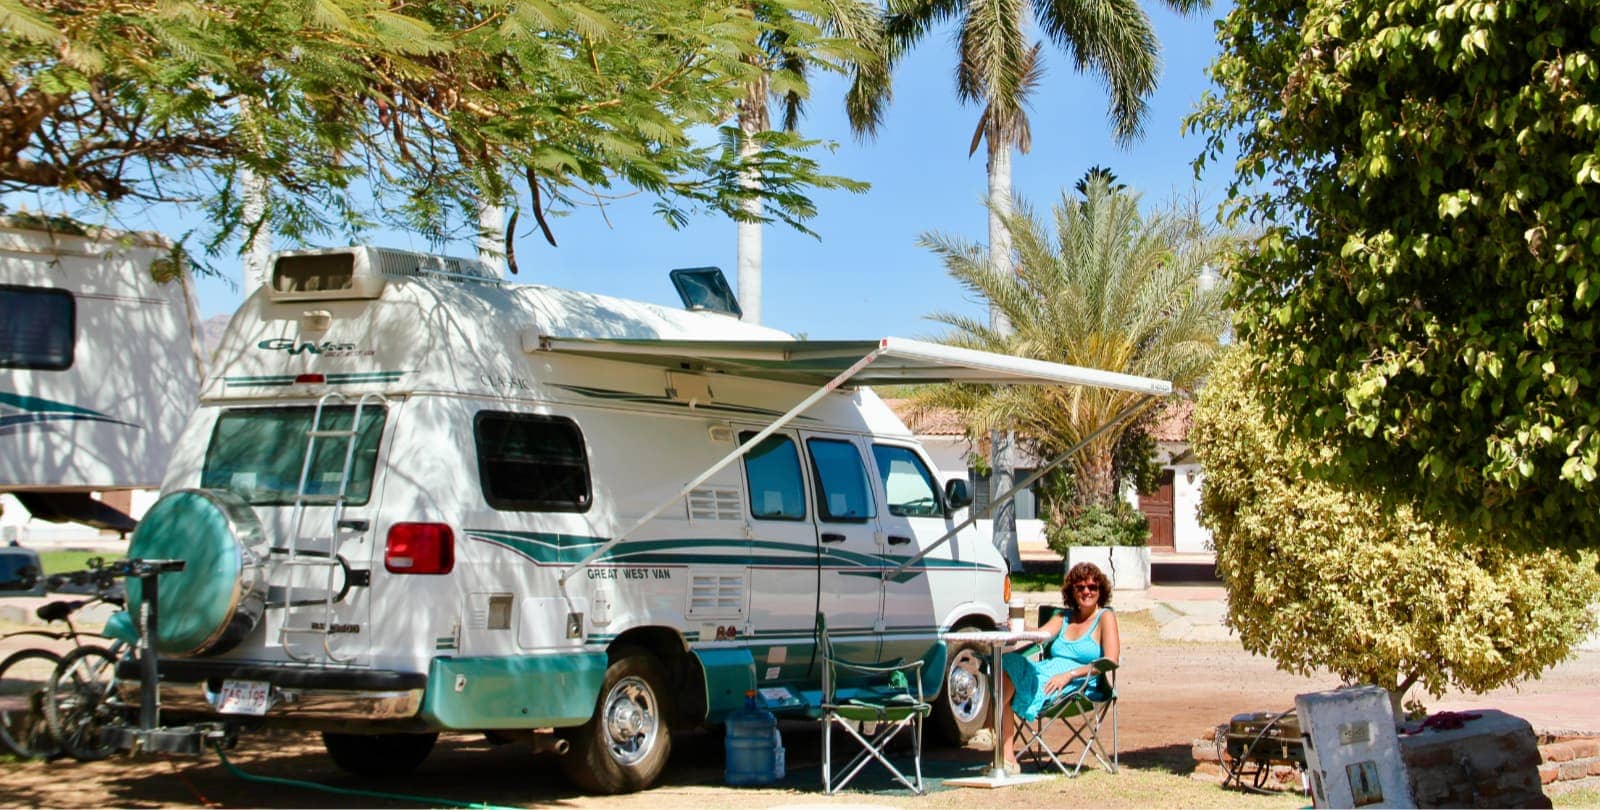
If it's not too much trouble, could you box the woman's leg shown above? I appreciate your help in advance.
[998,670,1018,766]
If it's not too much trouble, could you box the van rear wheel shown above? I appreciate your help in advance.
[558,647,672,794]
[932,634,989,746]
[322,731,437,776]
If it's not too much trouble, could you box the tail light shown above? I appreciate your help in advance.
[385,523,454,574]
[1003,576,1012,604]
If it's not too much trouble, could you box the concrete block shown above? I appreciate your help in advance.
[1538,765,1558,785]
[1559,761,1588,781]
[1569,738,1599,758]
[1299,686,1411,808]
[1588,758,1600,777]
[1542,741,1575,762]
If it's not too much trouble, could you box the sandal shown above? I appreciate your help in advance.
[1003,759,1022,777]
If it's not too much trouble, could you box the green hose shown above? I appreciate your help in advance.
[212,743,520,809]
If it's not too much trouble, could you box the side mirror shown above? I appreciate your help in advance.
[944,479,973,511]
[0,545,45,597]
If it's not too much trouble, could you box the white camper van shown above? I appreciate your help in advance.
[0,216,203,533]
[130,246,1168,793]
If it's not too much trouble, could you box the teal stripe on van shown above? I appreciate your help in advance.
[468,530,999,575]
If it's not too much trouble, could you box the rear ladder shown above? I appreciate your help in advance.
[276,391,386,662]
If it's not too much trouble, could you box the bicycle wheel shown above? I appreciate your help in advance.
[46,644,124,762]
[0,648,62,759]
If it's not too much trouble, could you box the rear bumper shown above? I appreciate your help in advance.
[119,658,426,723]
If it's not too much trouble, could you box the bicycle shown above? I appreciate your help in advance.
[0,560,125,760]
[46,557,183,762]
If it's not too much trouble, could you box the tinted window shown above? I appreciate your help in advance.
[475,412,591,512]
[807,438,875,522]
[0,286,74,370]
[202,406,386,505]
[873,445,943,517]
[741,432,805,520]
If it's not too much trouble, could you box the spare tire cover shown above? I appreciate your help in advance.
[128,489,267,656]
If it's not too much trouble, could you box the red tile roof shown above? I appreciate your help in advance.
[1149,400,1195,442]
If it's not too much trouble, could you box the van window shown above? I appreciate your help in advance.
[807,438,875,522]
[0,285,74,370]
[740,432,805,520]
[201,405,387,505]
[475,412,591,512]
[872,444,943,517]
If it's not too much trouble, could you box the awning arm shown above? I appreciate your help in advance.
[888,395,1157,579]
[558,345,888,586]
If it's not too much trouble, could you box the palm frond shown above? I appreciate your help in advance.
[1035,0,1160,144]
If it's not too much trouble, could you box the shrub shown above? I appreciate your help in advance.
[1044,502,1148,553]
[1193,347,1600,712]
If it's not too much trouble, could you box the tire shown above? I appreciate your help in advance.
[931,633,991,746]
[558,647,673,794]
[0,648,62,759]
[322,731,438,776]
[45,645,124,762]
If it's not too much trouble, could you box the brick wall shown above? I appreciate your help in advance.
[1537,736,1600,787]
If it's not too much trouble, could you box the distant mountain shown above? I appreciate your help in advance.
[200,314,231,360]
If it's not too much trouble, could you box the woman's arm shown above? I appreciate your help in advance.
[1098,610,1120,665]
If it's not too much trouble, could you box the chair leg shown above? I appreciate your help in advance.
[823,717,833,794]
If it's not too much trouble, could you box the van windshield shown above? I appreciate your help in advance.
[201,405,386,506]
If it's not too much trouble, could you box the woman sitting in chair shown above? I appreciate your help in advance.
[997,561,1120,772]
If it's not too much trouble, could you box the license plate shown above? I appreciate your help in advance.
[214,679,271,716]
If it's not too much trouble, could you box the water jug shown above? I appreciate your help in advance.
[725,691,784,785]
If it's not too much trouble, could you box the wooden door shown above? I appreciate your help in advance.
[1140,470,1175,551]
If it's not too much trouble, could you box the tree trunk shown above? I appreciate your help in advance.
[1074,445,1117,509]
[735,74,767,324]
[477,203,505,278]
[986,140,1019,571]
[241,167,271,298]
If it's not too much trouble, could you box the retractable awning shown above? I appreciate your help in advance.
[543,334,1173,586]
[537,335,1173,395]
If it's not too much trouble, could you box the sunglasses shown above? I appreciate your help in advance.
[1070,583,1100,593]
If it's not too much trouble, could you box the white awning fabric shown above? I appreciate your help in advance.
[537,335,1172,395]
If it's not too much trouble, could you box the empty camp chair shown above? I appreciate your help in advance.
[815,613,932,794]
[1011,605,1119,776]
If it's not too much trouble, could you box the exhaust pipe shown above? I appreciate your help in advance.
[530,735,570,756]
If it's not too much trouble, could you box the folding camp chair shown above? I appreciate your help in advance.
[1011,606,1119,777]
[815,613,931,794]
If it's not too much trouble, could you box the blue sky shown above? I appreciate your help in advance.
[157,4,1235,339]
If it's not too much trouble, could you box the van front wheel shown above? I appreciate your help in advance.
[931,636,989,746]
[559,648,672,794]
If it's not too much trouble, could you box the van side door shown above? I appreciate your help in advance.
[870,442,975,666]
[738,431,819,684]
[802,432,883,664]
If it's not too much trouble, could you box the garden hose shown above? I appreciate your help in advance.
[212,743,518,809]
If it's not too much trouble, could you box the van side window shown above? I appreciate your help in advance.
[806,438,875,522]
[475,412,591,512]
[739,432,805,521]
[0,285,74,370]
[201,405,386,505]
[872,444,944,517]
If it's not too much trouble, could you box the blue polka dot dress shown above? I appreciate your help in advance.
[1001,608,1113,721]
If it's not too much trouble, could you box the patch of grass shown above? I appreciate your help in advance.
[39,550,103,575]
[1552,784,1600,808]
[1011,571,1062,593]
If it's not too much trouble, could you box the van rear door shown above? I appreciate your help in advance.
[199,398,397,664]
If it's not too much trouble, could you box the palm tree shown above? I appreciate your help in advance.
[852,0,1207,563]
[735,2,886,324]
[913,176,1230,513]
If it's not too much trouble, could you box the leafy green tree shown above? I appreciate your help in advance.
[733,0,881,322]
[0,0,860,251]
[1193,347,1600,713]
[913,177,1230,519]
[1188,0,1600,548]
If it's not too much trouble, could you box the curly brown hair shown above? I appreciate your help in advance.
[1062,562,1112,610]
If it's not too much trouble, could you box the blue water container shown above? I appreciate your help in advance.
[725,691,785,785]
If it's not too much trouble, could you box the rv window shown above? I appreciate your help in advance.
[474,412,591,512]
[872,445,944,517]
[740,432,806,521]
[806,438,876,522]
[0,285,74,370]
[201,406,386,506]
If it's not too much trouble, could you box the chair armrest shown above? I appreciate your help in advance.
[1091,657,1117,674]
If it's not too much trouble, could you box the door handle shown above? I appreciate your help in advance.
[887,535,913,545]
[821,532,846,544]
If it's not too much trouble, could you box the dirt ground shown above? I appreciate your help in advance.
[2,610,1595,808]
